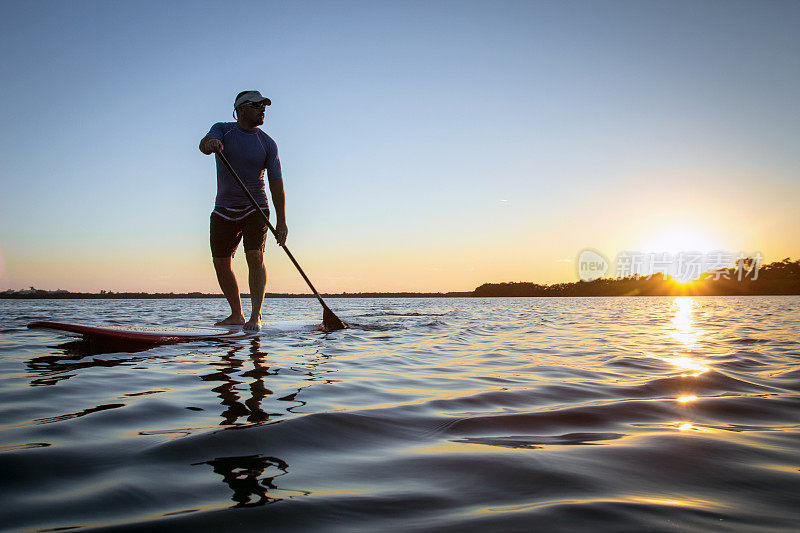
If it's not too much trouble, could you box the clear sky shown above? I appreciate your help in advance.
[1,0,798,293]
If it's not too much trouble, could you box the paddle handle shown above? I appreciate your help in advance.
[215,152,329,309]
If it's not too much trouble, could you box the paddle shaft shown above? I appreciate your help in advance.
[215,152,330,311]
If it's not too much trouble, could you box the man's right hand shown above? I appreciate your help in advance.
[206,138,223,154]
[200,135,224,155]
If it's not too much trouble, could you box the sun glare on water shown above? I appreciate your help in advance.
[663,356,709,375]
[669,297,702,348]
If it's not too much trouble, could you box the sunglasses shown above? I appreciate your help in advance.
[244,102,268,110]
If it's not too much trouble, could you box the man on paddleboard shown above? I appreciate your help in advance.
[199,90,288,331]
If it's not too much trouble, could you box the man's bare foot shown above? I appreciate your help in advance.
[243,315,261,331]
[215,314,246,326]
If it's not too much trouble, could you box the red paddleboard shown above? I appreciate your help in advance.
[28,321,237,345]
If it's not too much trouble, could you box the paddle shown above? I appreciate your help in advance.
[215,152,348,331]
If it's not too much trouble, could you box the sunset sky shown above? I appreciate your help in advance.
[1,1,798,293]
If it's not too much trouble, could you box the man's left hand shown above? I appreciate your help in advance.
[275,221,288,246]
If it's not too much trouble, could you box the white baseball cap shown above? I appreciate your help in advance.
[234,90,271,109]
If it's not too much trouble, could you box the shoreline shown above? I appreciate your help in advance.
[4,259,798,299]
[2,291,799,300]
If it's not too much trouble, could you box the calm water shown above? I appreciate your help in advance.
[1,296,798,532]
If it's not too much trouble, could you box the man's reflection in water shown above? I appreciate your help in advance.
[195,454,299,507]
[200,338,282,425]
[27,334,323,504]
[26,334,330,428]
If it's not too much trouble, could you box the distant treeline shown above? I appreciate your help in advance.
[1,290,473,299]
[1,291,225,300]
[4,259,798,299]
[474,258,800,297]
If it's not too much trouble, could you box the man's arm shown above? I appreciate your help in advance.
[268,178,288,245]
[199,135,223,155]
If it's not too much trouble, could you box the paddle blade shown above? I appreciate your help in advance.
[321,306,348,331]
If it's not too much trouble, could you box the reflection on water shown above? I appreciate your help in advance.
[670,296,699,347]
[200,339,280,425]
[25,341,148,386]
[667,297,703,435]
[19,335,324,431]
[195,454,306,507]
[661,297,709,379]
[2,296,799,532]
[678,422,711,433]
[662,356,709,375]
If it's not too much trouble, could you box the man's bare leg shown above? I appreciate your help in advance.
[213,256,246,326]
[245,250,266,331]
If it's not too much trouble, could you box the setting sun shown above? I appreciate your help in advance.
[643,229,722,255]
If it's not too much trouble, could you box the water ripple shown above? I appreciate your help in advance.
[1,296,799,531]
